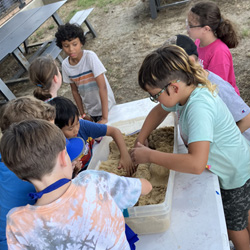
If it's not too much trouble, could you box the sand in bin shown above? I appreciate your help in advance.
[99,126,174,206]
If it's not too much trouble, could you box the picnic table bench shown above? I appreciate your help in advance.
[0,5,97,101]
[149,0,190,19]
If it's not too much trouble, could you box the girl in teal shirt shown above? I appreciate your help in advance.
[131,44,250,250]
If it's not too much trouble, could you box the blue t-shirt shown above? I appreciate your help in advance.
[0,154,36,250]
[162,87,250,190]
[78,119,107,168]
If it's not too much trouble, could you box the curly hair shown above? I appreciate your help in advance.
[55,22,86,49]
[138,44,216,93]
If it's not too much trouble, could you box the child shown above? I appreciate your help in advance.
[0,96,84,250]
[131,45,250,250]
[165,34,250,142]
[187,1,240,95]
[49,96,135,175]
[29,55,62,102]
[1,119,152,249]
[55,23,116,124]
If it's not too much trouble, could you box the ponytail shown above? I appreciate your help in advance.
[216,18,239,48]
[191,2,239,48]
[29,55,58,101]
[33,86,52,101]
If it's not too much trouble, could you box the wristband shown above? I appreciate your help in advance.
[81,114,86,119]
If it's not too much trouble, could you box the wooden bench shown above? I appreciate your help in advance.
[5,7,97,85]
[40,7,97,61]
[149,0,190,19]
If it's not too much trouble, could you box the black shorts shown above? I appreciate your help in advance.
[221,178,250,231]
[91,115,102,123]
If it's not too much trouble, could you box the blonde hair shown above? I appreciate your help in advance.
[29,55,59,101]
[138,44,216,93]
[0,96,56,133]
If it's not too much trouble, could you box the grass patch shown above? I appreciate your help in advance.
[48,24,55,30]
[65,0,126,22]
[77,0,126,8]
[241,28,250,38]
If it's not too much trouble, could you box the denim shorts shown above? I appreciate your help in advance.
[221,178,250,231]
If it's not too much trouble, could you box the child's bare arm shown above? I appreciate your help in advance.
[139,178,152,195]
[70,83,85,116]
[135,104,170,147]
[96,74,108,124]
[106,126,136,176]
[237,113,250,133]
[131,141,209,175]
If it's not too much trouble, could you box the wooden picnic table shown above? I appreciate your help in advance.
[0,0,65,71]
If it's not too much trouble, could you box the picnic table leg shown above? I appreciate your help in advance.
[12,48,30,71]
[52,12,64,26]
[0,78,16,101]
[84,19,97,38]
[149,0,158,19]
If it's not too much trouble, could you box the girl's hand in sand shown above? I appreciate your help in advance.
[118,152,137,176]
[130,142,151,165]
[134,137,149,148]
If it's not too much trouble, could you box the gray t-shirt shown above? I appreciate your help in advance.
[207,70,250,141]
[62,50,116,116]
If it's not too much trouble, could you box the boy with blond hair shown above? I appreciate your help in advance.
[1,119,152,249]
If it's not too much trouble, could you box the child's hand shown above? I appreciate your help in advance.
[79,115,93,122]
[97,118,108,124]
[118,153,137,176]
[72,159,82,177]
[134,137,149,148]
[130,142,151,165]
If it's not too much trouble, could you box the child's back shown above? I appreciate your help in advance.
[1,119,151,249]
[7,170,141,249]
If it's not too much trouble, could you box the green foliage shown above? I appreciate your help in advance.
[48,24,55,30]
[241,28,250,38]
[77,0,125,8]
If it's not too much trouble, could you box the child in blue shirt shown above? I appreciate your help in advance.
[49,96,135,175]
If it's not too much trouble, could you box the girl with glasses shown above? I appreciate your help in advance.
[131,44,250,250]
[187,1,240,95]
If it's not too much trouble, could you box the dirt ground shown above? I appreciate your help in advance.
[1,0,250,106]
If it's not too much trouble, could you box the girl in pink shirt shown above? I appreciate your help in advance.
[186,1,240,95]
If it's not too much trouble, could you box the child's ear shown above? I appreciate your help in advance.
[53,75,59,84]
[58,148,68,167]
[204,25,211,32]
[171,82,179,93]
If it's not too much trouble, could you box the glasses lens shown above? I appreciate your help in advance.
[149,96,158,103]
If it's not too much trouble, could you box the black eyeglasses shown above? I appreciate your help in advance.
[186,19,203,30]
[149,83,171,103]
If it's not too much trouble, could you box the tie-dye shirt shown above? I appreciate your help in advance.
[62,50,116,117]
[6,170,142,250]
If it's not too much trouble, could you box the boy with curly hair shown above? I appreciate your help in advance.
[55,23,116,124]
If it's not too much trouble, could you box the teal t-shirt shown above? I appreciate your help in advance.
[162,86,250,190]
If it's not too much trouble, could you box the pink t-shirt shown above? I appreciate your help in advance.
[195,39,240,95]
